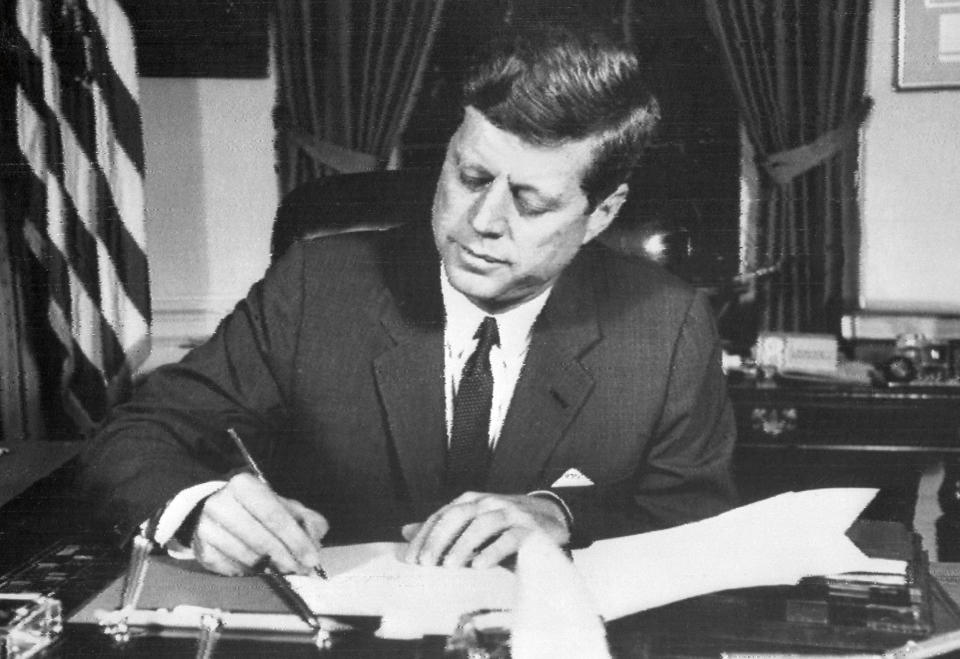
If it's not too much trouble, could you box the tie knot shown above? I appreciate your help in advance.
[474,316,500,354]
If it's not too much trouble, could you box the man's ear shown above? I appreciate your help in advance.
[583,183,629,245]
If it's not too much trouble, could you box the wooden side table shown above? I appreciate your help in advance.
[728,380,960,559]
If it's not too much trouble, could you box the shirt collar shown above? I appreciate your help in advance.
[440,265,551,358]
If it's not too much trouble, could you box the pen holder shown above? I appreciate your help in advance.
[444,608,512,659]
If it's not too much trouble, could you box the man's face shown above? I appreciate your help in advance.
[431,107,626,314]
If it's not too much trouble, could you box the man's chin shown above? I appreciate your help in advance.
[445,269,505,309]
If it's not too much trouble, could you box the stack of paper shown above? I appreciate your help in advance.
[288,543,515,637]
[287,488,901,638]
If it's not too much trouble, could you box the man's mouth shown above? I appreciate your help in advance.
[459,243,506,265]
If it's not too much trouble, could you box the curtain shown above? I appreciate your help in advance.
[274,0,447,196]
[2,0,150,439]
[705,1,872,333]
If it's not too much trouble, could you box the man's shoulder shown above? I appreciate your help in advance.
[285,221,434,283]
[580,239,698,306]
[282,221,441,322]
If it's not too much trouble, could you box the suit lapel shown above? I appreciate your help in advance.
[372,223,447,504]
[486,253,601,493]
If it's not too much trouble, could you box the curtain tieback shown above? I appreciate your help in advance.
[287,129,380,174]
[759,97,873,186]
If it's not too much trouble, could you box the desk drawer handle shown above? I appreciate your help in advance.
[750,407,798,437]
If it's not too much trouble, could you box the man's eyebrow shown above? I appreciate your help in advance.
[453,147,564,207]
[453,150,489,173]
[509,181,564,208]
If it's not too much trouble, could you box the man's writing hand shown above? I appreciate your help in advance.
[402,492,570,568]
[189,473,329,576]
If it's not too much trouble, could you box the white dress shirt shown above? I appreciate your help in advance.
[440,269,551,447]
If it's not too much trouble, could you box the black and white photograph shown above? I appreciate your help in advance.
[2,1,960,656]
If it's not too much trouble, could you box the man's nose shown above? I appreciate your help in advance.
[469,177,510,236]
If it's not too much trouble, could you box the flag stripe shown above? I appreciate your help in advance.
[19,94,126,382]
[12,0,150,431]
[13,5,150,323]
[73,0,146,175]
[24,6,151,323]
[67,337,108,425]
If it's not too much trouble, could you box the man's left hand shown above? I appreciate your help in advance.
[401,492,570,568]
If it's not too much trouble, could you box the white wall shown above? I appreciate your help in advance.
[860,0,960,315]
[139,75,277,369]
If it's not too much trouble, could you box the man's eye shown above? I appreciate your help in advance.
[459,172,490,190]
[515,198,550,217]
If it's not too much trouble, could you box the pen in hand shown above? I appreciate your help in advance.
[226,428,328,580]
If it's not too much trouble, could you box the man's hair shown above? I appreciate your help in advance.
[463,25,661,209]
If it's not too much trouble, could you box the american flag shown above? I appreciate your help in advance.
[6,0,150,434]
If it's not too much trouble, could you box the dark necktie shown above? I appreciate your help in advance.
[445,316,499,497]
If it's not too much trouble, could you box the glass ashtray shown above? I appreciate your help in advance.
[445,608,512,659]
[1,594,63,658]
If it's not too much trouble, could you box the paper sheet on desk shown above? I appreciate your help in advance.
[287,542,516,638]
[572,488,907,621]
[287,489,903,637]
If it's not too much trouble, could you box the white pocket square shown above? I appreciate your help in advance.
[550,468,594,488]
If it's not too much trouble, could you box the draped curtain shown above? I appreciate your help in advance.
[705,1,872,333]
[274,0,447,196]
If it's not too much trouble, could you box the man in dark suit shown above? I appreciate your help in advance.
[79,25,737,577]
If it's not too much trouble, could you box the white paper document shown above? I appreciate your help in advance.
[288,542,516,637]
[571,488,905,621]
[288,488,905,638]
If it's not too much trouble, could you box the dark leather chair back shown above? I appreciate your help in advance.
[270,168,438,263]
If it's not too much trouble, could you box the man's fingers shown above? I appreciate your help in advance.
[442,509,511,567]
[471,530,525,569]
[193,518,262,573]
[198,473,324,574]
[234,482,322,570]
[403,511,441,564]
[200,488,304,573]
[192,533,251,576]
[281,498,330,544]
[403,493,570,569]
[414,506,473,565]
[409,493,487,565]
[401,523,421,542]
[403,494,476,563]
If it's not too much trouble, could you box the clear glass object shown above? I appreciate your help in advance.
[0,594,63,658]
[445,608,512,659]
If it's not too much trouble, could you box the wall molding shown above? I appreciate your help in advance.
[142,296,240,373]
[152,296,239,337]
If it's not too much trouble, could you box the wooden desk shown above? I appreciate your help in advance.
[729,380,960,559]
[3,460,959,658]
[0,440,81,507]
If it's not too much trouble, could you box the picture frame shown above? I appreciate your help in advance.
[896,0,960,90]
[119,0,269,78]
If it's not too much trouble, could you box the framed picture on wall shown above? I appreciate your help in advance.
[119,0,269,78]
[897,0,960,89]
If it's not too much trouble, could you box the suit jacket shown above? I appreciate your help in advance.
[79,220,738,545]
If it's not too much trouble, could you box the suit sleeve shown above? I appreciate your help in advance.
[77,243,308,545]
[631,289,739,527]
[558,290,738,543]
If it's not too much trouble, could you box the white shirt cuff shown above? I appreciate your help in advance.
[154,481,227,559]
[527,489,574,532]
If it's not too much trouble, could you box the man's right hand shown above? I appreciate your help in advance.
[188,472,329,576]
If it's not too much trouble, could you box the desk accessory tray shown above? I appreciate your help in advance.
[621,521,941,655]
